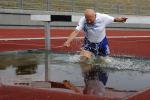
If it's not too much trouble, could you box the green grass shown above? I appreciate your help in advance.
[0,0,19,8]
[0,0,150,15]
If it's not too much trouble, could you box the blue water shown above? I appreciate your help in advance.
[0,51,150,91]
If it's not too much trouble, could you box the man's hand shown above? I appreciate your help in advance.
[63,30,80,48]
[63,41,70,47]
[114,17,128,22]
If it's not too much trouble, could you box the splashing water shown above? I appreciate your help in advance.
[106,57,150,72]
[50,53,150,72]
[68,54,80,63]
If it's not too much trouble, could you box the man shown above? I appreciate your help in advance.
[64,9,127,95]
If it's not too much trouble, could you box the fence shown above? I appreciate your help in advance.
[0,0,150,15]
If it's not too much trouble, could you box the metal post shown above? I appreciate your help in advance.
[44,21,50,81]
[19,0,23,9]
[44,22,50,51]
[30,15,51,82]
[116,4,120,14]
[136,0,140,15]
[72,0,74,12]
[45,50,49,81]
[47,0,49,11]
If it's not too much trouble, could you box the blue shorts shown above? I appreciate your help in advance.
[82,37,110,57]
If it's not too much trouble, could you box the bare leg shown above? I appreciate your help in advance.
[80,49,93,73]
[80,50,105,95]
[84,80,105,96]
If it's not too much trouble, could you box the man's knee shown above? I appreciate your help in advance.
[80,56,93,72]
[80,56,89,63]
[80,50,94,64]
[80,49,93,59]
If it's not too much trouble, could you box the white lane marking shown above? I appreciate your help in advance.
[0,36,150,41]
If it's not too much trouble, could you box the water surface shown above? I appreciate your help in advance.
[0,51,150,91]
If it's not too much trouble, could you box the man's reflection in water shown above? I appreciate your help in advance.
[82,65,108,96]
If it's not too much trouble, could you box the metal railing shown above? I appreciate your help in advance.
[0,0,150,15]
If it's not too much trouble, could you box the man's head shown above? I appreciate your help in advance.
[84,9,96,24]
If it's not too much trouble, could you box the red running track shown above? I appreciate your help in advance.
[0,28,150,58]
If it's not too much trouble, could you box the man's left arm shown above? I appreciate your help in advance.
[114,17,128,22]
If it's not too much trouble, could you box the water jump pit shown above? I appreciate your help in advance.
[0,51,150,100]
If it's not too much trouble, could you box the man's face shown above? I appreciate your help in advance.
[85,14,96,24]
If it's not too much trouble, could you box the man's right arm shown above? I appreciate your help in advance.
[63,30,80,47]
[64,17,84,47]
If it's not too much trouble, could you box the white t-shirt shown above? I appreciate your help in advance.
[76,13,114,43]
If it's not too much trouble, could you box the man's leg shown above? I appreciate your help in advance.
[85,80,105,96]
[80,49,93,72]
[82,65,106,96]
[80,49,105,95]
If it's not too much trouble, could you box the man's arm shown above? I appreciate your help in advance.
[114,17,128,22]
[63,30,80,47]
[64,16,84,47]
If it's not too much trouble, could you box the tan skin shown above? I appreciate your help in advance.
[64,9,127,72]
